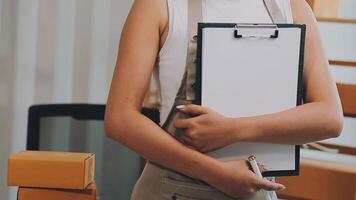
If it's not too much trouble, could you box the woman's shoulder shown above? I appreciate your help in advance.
[129,0,167,22]
[128,0,168,35]
[133,0,166,8]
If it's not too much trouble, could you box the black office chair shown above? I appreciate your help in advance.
[26,104,159,200]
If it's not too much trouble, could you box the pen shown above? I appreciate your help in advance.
[248,155,272,200]
[248,155,263,177]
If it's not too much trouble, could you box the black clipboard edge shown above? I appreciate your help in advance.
[195,23,306,177]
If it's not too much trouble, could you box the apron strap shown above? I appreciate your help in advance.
[186,0,203,100]
[175,0,203,101]
[187,0,203,35]
[161,0,202,135]
[263,0,288,23]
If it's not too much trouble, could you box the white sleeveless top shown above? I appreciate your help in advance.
[157,0,293,124]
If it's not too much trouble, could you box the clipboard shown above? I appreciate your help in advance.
[195,23,306,176]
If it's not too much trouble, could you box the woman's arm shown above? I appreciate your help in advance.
[105,0,214,182]
[105,0,284,197]
[174,0,343,152]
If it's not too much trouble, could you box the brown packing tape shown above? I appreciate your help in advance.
[8,151,95,189]
[17,182,97,200]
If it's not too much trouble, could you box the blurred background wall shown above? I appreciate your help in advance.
[0,0,133,199]
[339,0,356,18]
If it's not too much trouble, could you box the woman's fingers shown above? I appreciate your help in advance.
[253,176,285,191]
[183,143,196,150]
[177,104,209,115]
[258,163,268,173]
[174,118,191,129]
[182,137,194,145]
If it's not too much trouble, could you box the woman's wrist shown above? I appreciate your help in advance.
[197,157,225,184]
[228,117,257,143]
[177,146,224,183]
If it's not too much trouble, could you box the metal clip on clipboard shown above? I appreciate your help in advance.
[233,0,282,39]
[234,24,279,39]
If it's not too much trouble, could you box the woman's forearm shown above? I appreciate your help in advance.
[104,110,221,182]
[105,109,287,197]
[232,102,343,145]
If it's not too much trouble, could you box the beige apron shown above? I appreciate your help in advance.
[131,0,287,199]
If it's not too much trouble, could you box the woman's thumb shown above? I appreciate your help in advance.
[255,178,285,191]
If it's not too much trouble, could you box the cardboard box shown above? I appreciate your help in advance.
[8,151,95,189]
[18,182,97,200]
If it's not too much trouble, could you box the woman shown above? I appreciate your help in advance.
[105,0,343,199]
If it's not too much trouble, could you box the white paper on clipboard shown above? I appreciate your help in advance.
[197,23,305,176]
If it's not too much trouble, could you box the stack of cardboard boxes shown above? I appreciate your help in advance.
[8,151,97,200]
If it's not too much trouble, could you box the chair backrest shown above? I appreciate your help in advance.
[26,104,160,200]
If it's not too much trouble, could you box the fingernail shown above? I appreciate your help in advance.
[261,165,268,170]
[279,185,286,190]
[176,105,186,109]
[272,184,284,191]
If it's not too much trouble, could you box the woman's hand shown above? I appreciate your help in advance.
[174,104,238,152]
[207,160,285,198]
